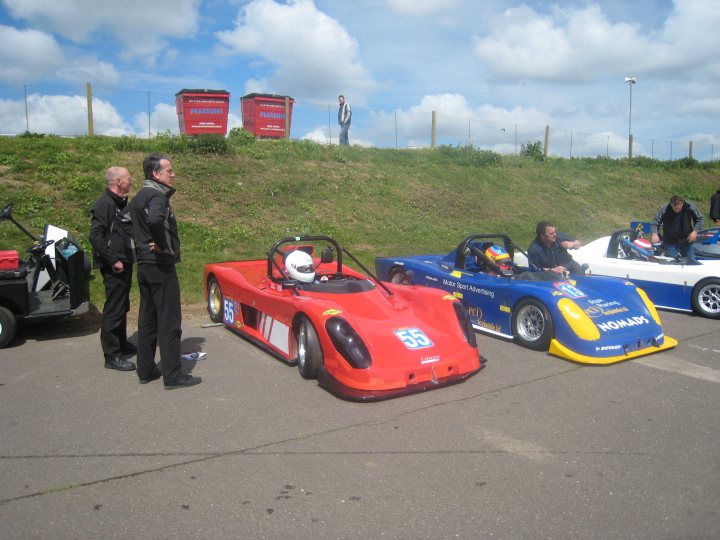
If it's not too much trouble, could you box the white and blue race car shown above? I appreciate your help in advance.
[573,226,720,319]
[375,234,677,365]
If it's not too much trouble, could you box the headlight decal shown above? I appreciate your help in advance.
[325,317,372,369]
[636,287,662,325]
[557,298,601,341]
[453,302,478,348]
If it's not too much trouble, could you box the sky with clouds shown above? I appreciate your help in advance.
[0,0,718,158]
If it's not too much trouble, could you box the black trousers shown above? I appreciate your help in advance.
[100,264,133,360]
[136,263,182,380]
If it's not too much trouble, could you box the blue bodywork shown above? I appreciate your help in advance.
[375,234,676,364]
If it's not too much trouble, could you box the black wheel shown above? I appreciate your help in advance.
[0,306,17,348]
[511,298,554,351]
[296,317,323,379]
[691,278,720,319]
[389,267,411,285]
[207,277,224,323]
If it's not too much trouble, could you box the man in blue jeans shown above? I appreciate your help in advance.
[338,94,351,146]
[128,153,201,390]
[651,195,704,261]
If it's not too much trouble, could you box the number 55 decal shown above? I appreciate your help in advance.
[223,299,235,324]
[394,328,433,349]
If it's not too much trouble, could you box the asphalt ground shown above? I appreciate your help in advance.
[0,307,718,539]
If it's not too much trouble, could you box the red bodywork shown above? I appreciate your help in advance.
[204,242,483,400]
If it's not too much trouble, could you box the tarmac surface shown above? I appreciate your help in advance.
[0,307,719,539]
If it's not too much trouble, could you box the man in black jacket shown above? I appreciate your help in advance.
[89,166,136,371]
[710,189,720,226]
[651,195,704,261]
[128,153,201,390]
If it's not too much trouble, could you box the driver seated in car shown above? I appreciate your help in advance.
[285,250,330,283]
[481,244,514,276]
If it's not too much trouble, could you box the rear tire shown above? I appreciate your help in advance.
[0,306,17,348]
[296,317,323,379]
[511,298,554,351]
[691,277,720,319]
[207,277,224,323]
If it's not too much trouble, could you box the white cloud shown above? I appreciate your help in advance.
[0,93,132,135]
[301,127,331,144]
[56,58,120,86]
[472,5,642,81]
[216,0,378,102]
[0,25,65,84]
[472,2,720,83]
[134,102,179,136]
[387,0,459,17]
[2,0,200,65]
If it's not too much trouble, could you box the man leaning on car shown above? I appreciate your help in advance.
[651,195,704,262]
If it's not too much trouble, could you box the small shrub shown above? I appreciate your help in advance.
[520,141,545,161]
[228,128,256,147]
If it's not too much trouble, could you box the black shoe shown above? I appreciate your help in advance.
[105,357,136,371]
[121,342,137,355]
[138,369,162,384]
[164,374,202,390]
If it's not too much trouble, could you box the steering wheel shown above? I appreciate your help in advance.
[28,239,54,254]
[0,202,12,221]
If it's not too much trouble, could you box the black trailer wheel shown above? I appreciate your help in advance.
[207,277,224,323]
[296,317,323,379]
[0,306,17,348]
[691,278,720,319]
[511,298,554,351]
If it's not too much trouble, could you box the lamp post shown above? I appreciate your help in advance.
[625,76,636,158]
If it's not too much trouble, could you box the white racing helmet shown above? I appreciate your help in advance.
[285,250,315,282]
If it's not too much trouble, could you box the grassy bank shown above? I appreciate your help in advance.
[1,134,718,308]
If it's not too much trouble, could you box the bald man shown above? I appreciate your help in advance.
[89,167,136,371]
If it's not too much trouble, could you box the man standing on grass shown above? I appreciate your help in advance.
[129,153,201,390]
[338,94,351,146]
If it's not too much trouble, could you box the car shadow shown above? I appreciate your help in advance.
[7,305,103,349]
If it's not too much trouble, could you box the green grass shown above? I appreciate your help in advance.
[1,134,718,309]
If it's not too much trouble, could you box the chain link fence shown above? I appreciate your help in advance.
[0,82,716,161]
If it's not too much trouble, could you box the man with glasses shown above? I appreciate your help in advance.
[129,153,201,390]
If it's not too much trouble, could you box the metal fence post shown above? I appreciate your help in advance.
[23,85,29,132]
[431,110,436,148]
[86,82,94,136]
[284,97,290,139]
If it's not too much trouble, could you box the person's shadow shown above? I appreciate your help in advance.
[124,333,206,375]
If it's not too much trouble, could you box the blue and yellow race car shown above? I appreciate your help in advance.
[375,234,677,364]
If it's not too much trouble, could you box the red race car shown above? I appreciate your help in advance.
[204,236,485,400]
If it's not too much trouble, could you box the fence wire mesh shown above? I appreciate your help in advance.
[0,82,716,161]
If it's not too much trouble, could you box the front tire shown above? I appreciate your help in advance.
[0,306,17,348]
[691,278,720,319]
[296,317,323,379]
[511,298,554,351]
[207,277,224,323]
[389,267,411,285]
